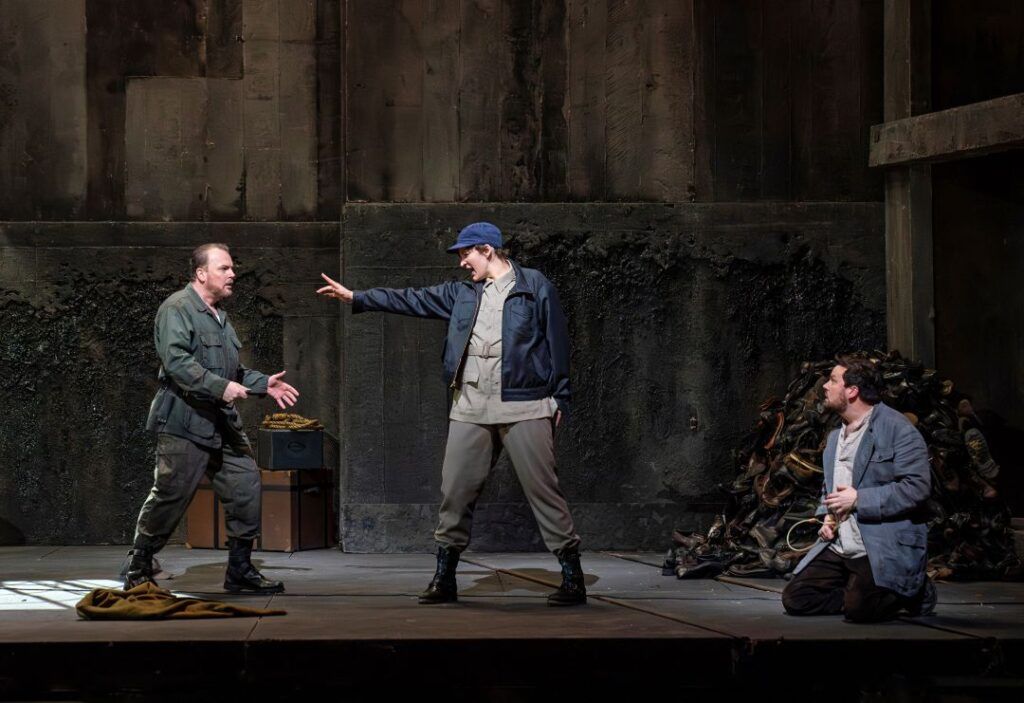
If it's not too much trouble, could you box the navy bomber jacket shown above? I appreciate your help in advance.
[352,260,572,416]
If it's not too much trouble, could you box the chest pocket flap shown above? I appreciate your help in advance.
[200,333,225,369]
[870,446,894,462]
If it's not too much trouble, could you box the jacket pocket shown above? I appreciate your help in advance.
[506,303,535,340]
[200,333,225,371]
[184,407,217,439]
[149,388,174,425]
[462,357,481,384]
[531,352,552,384]
[508,304,533,319]
[896,529,926,549]
[454,301,476,332]
[870,446,895,462]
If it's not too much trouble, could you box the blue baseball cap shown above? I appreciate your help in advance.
[447,222,503,252]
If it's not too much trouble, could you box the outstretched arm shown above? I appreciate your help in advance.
[318,272,461,320]
[317,273,354,303]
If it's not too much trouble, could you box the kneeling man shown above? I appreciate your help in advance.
[782,354,936,622]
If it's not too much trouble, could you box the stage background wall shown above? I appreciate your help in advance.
[1,0,899,548]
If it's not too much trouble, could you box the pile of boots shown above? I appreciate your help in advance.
[664,350,1021,582]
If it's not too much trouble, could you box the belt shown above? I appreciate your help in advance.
[161,380,222,410]
[467,343,501,358]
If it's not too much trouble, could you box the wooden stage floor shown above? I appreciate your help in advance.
[1,546,1022,700]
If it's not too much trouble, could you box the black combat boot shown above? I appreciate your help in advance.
[547,546,587,606]
[418,545,460,604]
[122,545,158,591]
[223,537,285,594]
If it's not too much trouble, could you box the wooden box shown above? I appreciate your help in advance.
[259,469,335,551]
[257,428,324,470]
[186,469,335,552]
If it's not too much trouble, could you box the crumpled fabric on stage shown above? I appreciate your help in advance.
[76,582,286,620]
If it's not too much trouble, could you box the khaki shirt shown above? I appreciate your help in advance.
[450,268,557,424]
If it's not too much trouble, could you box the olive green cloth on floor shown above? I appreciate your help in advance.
[76,582,285,620]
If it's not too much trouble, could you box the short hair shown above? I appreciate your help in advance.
[473,243,508,261]
[835,353,883,404]
[190,243,230,280]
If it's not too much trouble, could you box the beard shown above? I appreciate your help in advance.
[825,393,848,414]
[210,280,234,301]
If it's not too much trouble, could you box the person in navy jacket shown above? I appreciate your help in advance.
[318,222,585,606]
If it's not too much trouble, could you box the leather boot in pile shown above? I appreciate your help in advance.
[419,545,460,604]
[122,546,158,591]
[224,537,285,594]
[548,547,587,606]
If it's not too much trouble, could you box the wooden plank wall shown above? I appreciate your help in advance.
[1,1,883,219]
[932,0,1024,111]
[344,0,883,203]
[79,0,324,221]
[0,1,893,547]
[0,0,88,219]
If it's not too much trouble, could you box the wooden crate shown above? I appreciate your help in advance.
[259,469,335,552]
[186,469,335,552]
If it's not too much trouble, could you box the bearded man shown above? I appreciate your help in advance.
[782,354,936,622]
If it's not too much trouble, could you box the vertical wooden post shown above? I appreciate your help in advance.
[883,0,934,366]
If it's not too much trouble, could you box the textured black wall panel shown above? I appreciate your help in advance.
[338,203,885,551]
[0,223,338,545]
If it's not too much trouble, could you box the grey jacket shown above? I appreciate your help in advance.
[793,402,931,597]
[145,285,268,448]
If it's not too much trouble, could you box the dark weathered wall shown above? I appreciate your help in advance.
[0,223,339,544]
[1,1,888,549]
[343,0,883,203]
[932,0,1024,112]
[0,1,88,219]
[338,203,885,551]
[933,156,1024,516]
[335,0,887,550]
[930,2,1024,515]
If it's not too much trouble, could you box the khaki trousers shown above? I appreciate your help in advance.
[132,433,261,553]
[435,418,580,553]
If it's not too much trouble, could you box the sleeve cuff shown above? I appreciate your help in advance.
[352,291,366,313]
[856,488,881,520]
[248,376,269,395]
[209,377,229,401]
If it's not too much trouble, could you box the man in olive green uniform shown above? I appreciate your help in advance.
[123,243,300,594]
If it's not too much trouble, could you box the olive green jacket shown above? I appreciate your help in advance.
[145,284,268,448]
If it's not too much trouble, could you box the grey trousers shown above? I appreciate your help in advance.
[435,418,581,554]
[132,433,261,553]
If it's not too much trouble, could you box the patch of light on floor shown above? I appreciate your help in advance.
[0,579,121,611]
